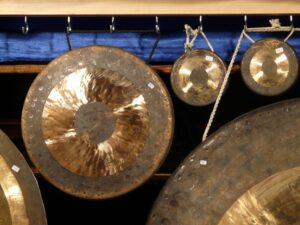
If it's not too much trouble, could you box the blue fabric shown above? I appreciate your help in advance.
[0,31,300,63]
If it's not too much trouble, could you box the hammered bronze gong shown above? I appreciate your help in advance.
[219,167,300,225]
[22,46,174,199]
[171,49,226,106]
[241,38,299,96]
[0,130,47,225]
[147,98,300,225]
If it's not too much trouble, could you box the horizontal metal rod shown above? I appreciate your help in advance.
[69,29,157,33]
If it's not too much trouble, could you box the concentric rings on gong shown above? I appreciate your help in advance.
[22,45,174,199]
[241,38,299,96]
[171,49,226,106]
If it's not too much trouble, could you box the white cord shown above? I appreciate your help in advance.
[243,29,255,43]
[202,22,300,142]
[284,27,295,42]
[184,24,199,52]
[199,30,214,52]
[202,30,245,142]
[184,24,214,52]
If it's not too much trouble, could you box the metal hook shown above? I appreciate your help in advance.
[66,16,72,51]
[284,15,295,42]
[198,16,203,31]
[67,16,72,34]
[22,16,29,34]
[244,15,248,30]
[147,16,161,64]
[110,17,115,33]
[290,15,294,28]
[155,16,160,33]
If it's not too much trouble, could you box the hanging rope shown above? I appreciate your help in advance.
[184,24,215,52]
[184,24,199,52]
[284,27,295,42]
[202,30,245,142]
[242,29,255,43]
[243,18,298,43]
[199,30,215,52]
[202,18,300,142]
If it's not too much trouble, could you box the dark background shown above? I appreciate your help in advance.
[1,67,300,224]
[0,16,300,225]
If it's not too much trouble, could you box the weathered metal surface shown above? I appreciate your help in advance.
[22,45,174,199]
[219,167,300,225]
[147,98,300,225]
[0,130,47,225]
[241,38,299,96]
[171,49,226,106]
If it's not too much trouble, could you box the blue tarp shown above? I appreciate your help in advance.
[0,16,300,63]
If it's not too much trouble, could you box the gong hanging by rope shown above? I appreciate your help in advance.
[171,24,227,106]
[22,46,174,199]
[241,38,299,96]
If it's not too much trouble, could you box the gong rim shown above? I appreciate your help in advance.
[0,130,47,225]
[171,49,227,106]
[147,98,300,225]
[22,45,174,199]
[241,38,299,96]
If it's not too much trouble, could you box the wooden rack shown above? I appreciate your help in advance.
[0,0,299,15]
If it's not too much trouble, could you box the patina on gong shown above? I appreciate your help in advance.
[241,38,299,96]
[171,49,226,106]
[219,167,300,225]
[0,130,47,225]
[147,99,300,225]
[22,46,174,199]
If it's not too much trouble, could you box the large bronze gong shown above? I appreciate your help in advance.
[147,99,300,225]
[219,167,300,225]
[22,46,174,199]
[0,130,47,225]
[241,38,299,96]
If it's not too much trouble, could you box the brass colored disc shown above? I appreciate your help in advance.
[219,167,300,225]
[147,98,300,225]
[171,49,226,106]
[22,45,174,199]
[0,130,47,225]
[241,38,299,96]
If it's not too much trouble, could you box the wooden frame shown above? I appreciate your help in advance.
[0,0,299,16]
[0,64,240,74]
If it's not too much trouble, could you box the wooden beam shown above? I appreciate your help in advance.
[0,64,46,74]
[0,64,174,74]
[0,0,299,16]
[0,64,240,74]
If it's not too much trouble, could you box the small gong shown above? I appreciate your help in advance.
[171,49,226,106]
[241,38,299,96]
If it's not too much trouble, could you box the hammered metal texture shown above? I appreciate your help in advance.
[219,167,300,225]
[22,46,174,199]
[241,38,299,96]
[42,68,149,177]
[147,99,300,225]
[0,130,47,225]
[171,49,226,106]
